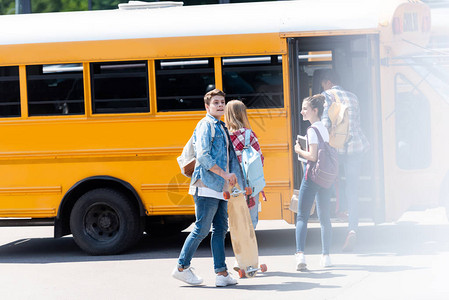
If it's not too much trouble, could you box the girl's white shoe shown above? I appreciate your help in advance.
[321,255,332,268]
[295,252,307,271]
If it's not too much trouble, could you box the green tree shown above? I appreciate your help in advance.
[32,0,87,13]
[92,0,127,10]
[0,0,133,14]
[0,0,16,14]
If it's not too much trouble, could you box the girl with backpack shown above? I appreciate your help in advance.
[294,94,333,270]
[224,100,266,230]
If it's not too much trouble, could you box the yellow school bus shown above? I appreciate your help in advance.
[425,5,449,218]
[0,0,441,254]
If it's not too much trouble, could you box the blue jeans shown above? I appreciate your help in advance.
[337,152,363,232]
[177,194,228,273]
[295,176,332,255]
[249,194,259,229]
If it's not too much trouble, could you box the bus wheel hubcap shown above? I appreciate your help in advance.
[85,204,120,241]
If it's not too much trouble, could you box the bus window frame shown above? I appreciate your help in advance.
[154,57,216,113]
[17,63,89,120]
[221,54,285,110]
[25,63,86,117]
[0,65,21,119]
[89,60,151,116]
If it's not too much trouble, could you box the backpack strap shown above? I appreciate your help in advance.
[326,87,345,105]
[308,126,325,146]
[244,129,251,148]
[204,117,215,140]
[241,129,252,183]
[193,117,216,156]
[329,89,342,104]
[305,126,323,180]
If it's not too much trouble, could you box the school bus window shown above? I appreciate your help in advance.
[90,61,149,114]
[395,73,431,170]
[155,58,215,112]
[410,56,449,105]
[0,66,20,118]
[403,12,419,32]
[26,64,84,116]
[222,55,284,109]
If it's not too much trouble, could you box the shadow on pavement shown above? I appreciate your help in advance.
[190,281,340,292]
[259,270,345,279]
[0,222,447,264]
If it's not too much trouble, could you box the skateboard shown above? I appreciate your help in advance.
[224,184,267,278]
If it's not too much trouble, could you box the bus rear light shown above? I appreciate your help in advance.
[393,17,402,34]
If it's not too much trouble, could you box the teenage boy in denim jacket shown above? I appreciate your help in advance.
[172,89,245,287]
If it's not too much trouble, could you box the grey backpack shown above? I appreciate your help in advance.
[177,118,215,177]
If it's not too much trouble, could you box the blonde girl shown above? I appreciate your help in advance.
[224,100,265,229]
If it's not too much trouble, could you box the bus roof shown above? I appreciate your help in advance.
[0,0,414,46]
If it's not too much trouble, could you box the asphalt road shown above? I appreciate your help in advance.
[0,208,448,300]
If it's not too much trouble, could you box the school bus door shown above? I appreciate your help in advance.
[287,34,384,223]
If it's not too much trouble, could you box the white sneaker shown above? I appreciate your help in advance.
[321,255,332,268]
[216,273,238,287]
[172,266,203,285]
[295,252,307,271]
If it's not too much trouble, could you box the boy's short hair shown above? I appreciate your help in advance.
[320,69,340,85]
[204,89,226,105]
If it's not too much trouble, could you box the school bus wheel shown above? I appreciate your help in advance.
[69,188,141,255]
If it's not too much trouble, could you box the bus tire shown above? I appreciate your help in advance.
[70,188,141,255]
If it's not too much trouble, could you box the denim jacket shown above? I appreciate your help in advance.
[191,113,245,193]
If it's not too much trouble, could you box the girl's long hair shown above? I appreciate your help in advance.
[224,100,251,132]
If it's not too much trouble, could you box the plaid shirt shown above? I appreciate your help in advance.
[229,128,264,208]
[229,128,264,165]
[321,86,369,154]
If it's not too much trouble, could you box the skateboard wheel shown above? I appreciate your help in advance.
[260,264,267,272]
[223,191,230,200]
[245,187,252,195]
[238,269,246,278]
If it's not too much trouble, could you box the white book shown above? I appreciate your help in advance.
[297,135,307,163]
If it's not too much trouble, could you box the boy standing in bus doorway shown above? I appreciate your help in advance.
[320,70,369,252]
[172,89,245,287]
